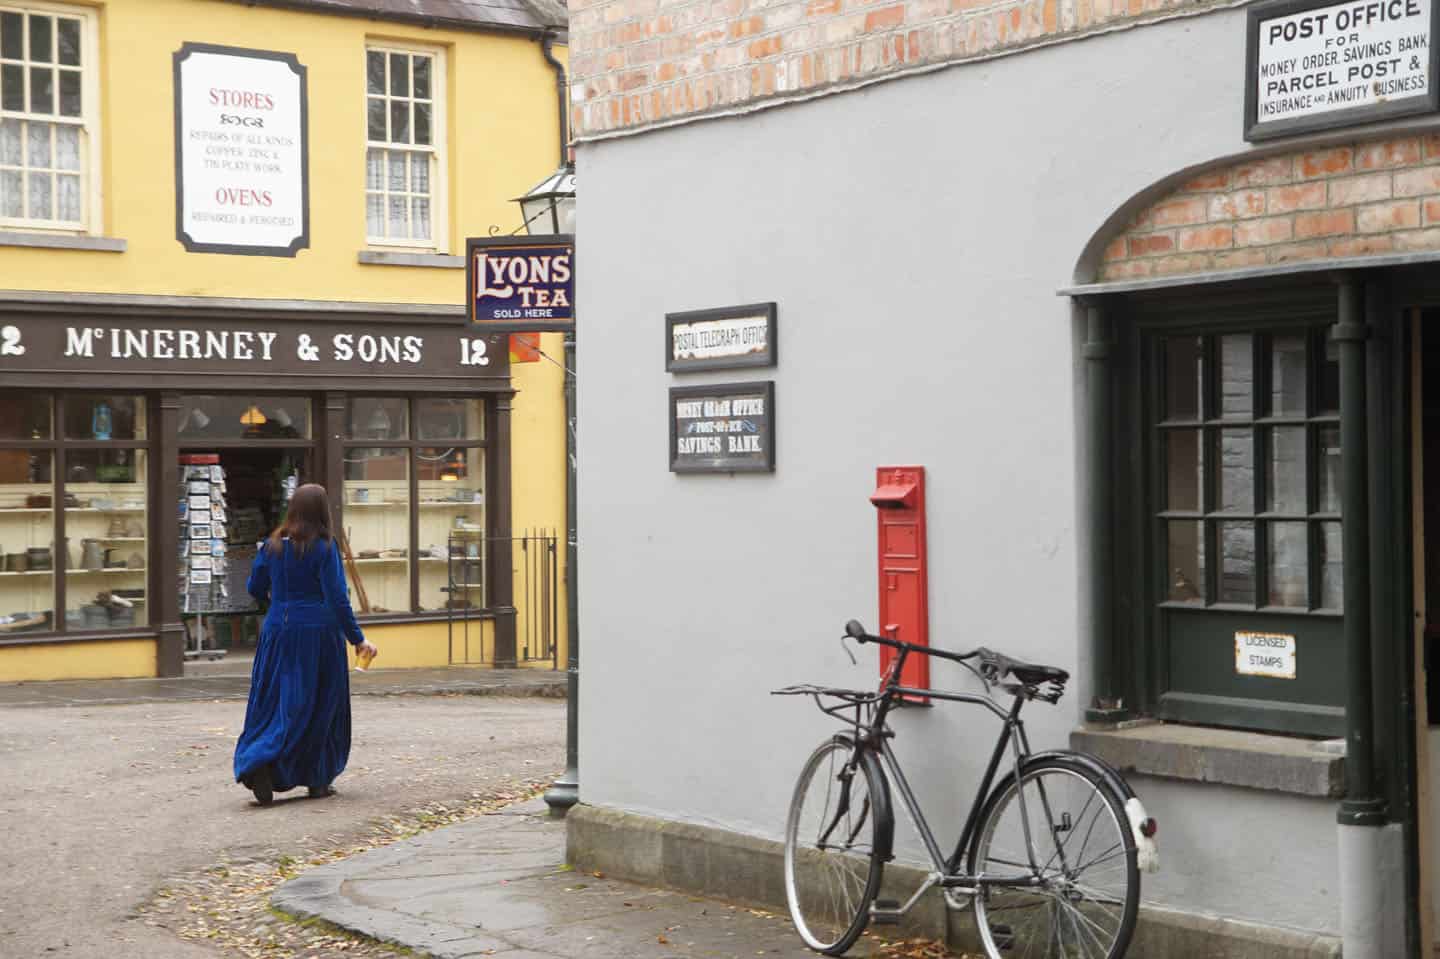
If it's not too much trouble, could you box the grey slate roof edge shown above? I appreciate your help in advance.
[217,0,568,37]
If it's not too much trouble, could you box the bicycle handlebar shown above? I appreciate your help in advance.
[844,619,979,667]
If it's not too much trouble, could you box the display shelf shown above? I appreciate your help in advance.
[63,507,146,513]
[0,570,53,577]
[352,556,407,564]
[419,502,484,508]
[344,501,410,508]
[95,537,145,543]
[0,508,54,514]
[66,567,146,575]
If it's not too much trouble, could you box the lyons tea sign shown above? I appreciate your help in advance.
[467,236,575,332]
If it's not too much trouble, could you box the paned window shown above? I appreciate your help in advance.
[0,393,151,639]
[341,397,486,616]
[1159,330,1343,611]
[0,4,93,230]
[365,46,442,248]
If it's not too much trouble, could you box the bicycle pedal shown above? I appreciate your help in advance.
[869,900,903,925]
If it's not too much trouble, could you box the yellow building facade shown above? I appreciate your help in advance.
[0,0,570,680]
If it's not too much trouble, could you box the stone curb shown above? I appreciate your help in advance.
[271,797,554,959]
[567,803,1345,959]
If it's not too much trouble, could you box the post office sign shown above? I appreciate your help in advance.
[669,381,775,473]
[1245,0,1440,140]
[1235,630,1298,679]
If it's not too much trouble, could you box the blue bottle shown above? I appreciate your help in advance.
[92,401,112,440]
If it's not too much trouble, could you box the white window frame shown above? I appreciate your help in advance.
[0,0,101,234]
[364,41,447,253]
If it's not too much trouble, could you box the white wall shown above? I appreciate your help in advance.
[576,6,1345,935]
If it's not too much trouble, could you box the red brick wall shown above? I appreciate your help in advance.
[568,0,1216,139]
[1100,137,1440,281]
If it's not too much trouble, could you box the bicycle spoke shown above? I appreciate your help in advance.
[972,765,1137,959]
[784,740,883,954]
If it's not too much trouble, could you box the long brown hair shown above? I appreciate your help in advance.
[267,483,332,556]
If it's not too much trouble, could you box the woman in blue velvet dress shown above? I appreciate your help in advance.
[234,484,377,806]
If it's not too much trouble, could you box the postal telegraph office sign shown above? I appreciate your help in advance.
[666,302,777,373]
[466,236,574,332]
[1245,0,1440,140]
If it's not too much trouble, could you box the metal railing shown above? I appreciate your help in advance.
[445,530,559,667]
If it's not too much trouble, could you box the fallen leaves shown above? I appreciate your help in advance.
[138,775,553,959]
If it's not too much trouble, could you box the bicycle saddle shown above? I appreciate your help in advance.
[974,648,1069,688]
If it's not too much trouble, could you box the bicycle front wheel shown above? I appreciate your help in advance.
[969,758,1139,959]
[783,736,886,955]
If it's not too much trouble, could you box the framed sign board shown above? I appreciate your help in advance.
[669,381,775,473]
[467,235,574,332]
[1245,0,1439,140]
[174,43,310,255]
[666,302,777,373]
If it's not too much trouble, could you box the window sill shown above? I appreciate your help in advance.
[357,250,462,269]
[1071,721,1345,798]
[0,231,126,252]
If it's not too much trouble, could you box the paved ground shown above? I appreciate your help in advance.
[0,666,566,708]
[276,798,934,959]
[0,693,565,958]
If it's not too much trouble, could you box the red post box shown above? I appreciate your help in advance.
[870,466,929,694]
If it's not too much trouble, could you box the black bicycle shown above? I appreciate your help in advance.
[773,620,1157,958]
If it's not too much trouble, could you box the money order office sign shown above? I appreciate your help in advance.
[1245,0,1439,140]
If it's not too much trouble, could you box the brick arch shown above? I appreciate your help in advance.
[1098,135,1440,282]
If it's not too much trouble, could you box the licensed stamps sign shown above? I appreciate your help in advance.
[1235,630,1298,679]
[1245,0,1440,140]
[467,235,575,332]
[666,303,777,372]
[669,381,775,473]
[174,43,309,256]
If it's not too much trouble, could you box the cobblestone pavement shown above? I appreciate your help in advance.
[0,695,564,958]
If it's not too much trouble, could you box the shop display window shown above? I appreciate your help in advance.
[342,446,411,614]
[177,396,311,440]
[346,397,408,442]
[416,398,483,441]
[0,391,151,638]
[0,450,54,635]
[0,393,48,439]
[417,446,484,610]
[63,394,145,440]
[64,448,146,630]
[341,397,491,617]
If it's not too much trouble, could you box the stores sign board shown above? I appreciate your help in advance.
[174,43,309,256]
[1245,0,1440,140]
[1235,631,1298,679]
[670,382,775,473]
[666,303,777,372]
[466,236,574,332]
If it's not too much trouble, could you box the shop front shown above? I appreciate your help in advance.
[0,294,515,680]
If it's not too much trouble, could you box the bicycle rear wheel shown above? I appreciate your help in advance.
[783,736,886,955]
[969,757,1139,959]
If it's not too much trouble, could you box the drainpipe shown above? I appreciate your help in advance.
[540,30,568,169]
[1334,272,1395,959]
[1335,272,1383,828]
[1081,298,1126,723]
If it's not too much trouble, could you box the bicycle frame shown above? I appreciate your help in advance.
[852,642,1056,907]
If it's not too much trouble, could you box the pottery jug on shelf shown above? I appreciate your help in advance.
[80,539,106,570]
